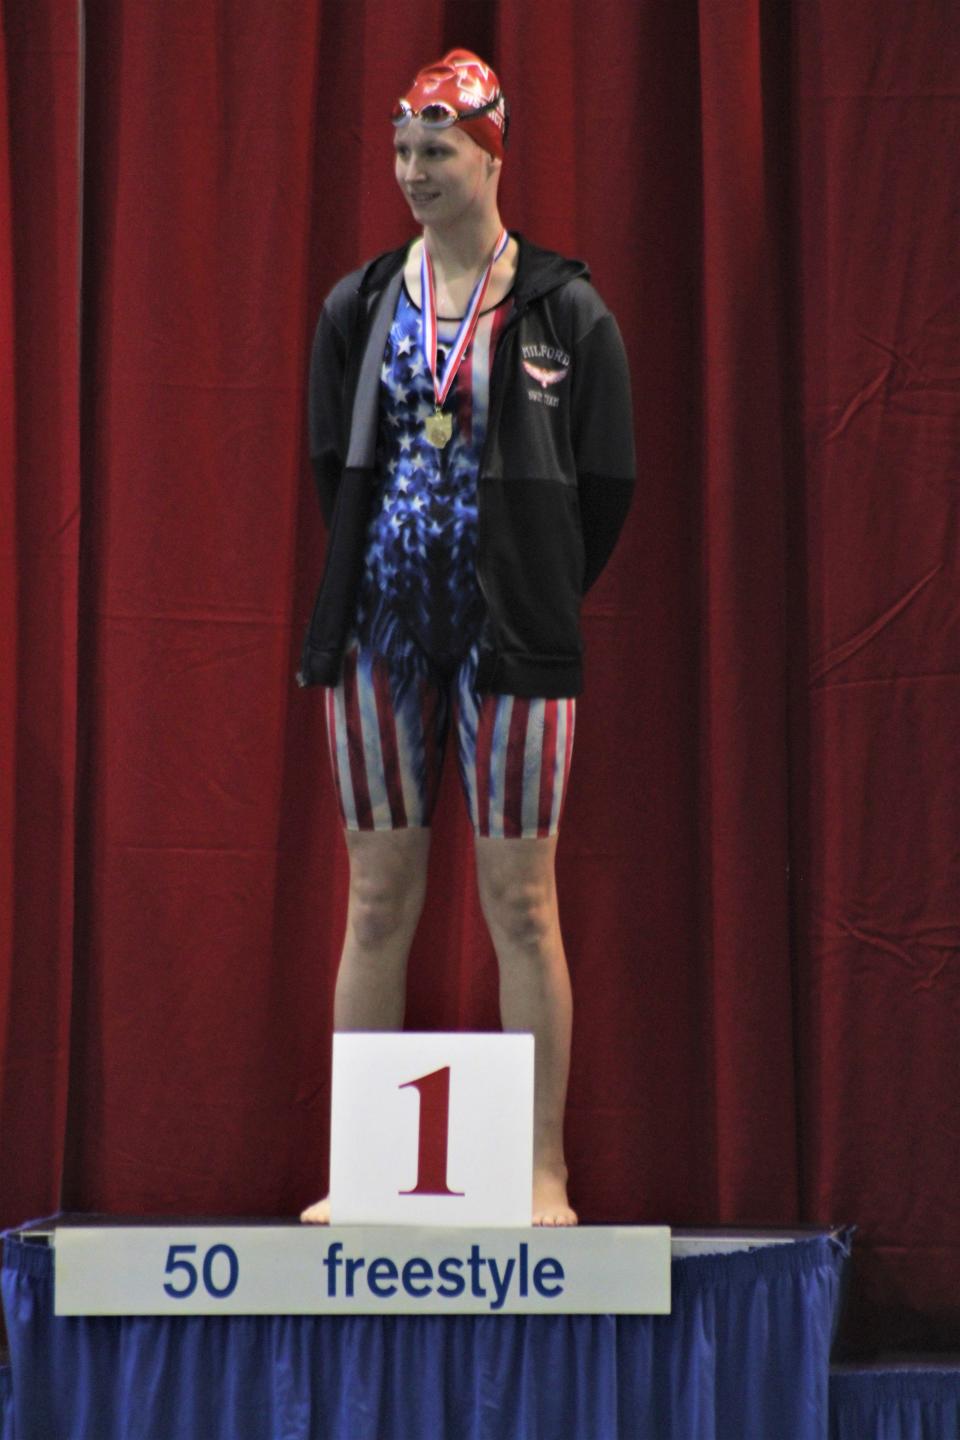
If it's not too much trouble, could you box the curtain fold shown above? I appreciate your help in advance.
[0,1366,13,1440]
[0,0,81,1232]
[694,0,797,1217]
[0,0,18,1081]
[830,1370,960,1440]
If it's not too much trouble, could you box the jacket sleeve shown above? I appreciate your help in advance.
[571,309,636,591]
[307,300,349,525]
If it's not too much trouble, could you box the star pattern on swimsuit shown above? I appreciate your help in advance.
[356,290,487,673]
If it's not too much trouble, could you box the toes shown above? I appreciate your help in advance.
[532,1209,578,1227]
[299,1199,331,1225]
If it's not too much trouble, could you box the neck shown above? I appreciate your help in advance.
[422,210,505,277]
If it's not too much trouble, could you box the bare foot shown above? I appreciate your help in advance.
[300,1196,331,1224]
[532,1167,578,1226]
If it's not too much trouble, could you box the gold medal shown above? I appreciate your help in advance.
[424,409,453,448]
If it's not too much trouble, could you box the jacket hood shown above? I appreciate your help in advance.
[357,233,589,310]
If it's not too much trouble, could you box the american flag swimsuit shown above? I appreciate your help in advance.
[325,284,575,838]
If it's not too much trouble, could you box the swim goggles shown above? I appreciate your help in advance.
[390,94,509,141]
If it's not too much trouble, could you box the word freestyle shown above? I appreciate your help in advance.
[322,1241,564,1312]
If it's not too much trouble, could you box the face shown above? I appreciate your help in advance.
[393,119,497,229]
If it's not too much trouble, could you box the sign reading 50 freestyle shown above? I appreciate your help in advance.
[55,1226,671,1316]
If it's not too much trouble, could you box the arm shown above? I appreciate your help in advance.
[571,309,636,591]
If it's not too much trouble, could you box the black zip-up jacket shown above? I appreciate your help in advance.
[298,234,635,697]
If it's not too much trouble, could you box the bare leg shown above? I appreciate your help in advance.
[301,827,430,1223]
[475,834,577,1226]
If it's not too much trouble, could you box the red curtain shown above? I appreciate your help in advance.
[793,0,960,1350]
[1,0,957,1355]
[1,0,80,1234]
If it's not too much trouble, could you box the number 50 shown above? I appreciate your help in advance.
[164,1243,239,1299]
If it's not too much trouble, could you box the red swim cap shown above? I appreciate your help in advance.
[395,48,508,161]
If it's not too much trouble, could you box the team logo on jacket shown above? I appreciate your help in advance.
[523,360,569,388]
[522,345,570,408]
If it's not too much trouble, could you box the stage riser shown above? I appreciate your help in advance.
[2,1227,847,1440]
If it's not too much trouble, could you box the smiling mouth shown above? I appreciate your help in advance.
[409,191,440,203]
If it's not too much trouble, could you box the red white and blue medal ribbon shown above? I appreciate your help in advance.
[420,227,509,447]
